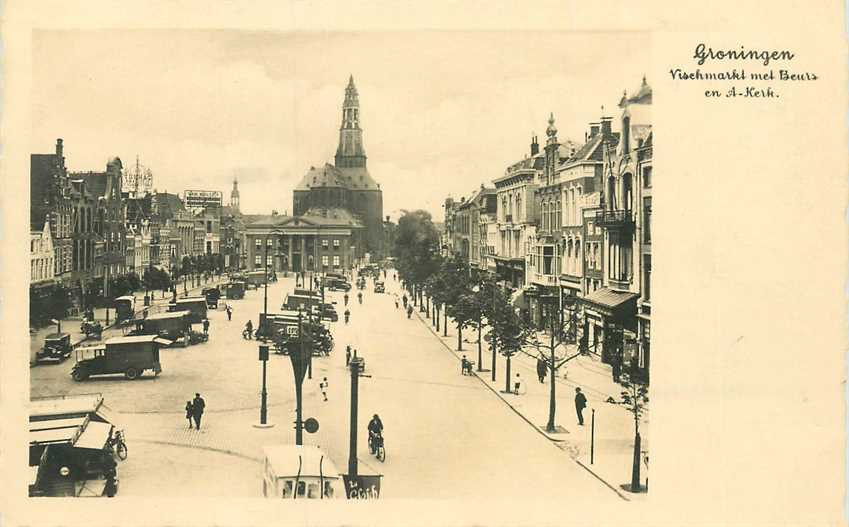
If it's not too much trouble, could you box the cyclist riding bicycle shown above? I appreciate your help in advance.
[367,414,383,452]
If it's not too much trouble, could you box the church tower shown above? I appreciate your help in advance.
[230,177,240,212]
[335,75,367,169]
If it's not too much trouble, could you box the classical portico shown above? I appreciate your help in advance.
[244,211,364,274]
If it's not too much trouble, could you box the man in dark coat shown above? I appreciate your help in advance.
[192,393,206,430]
[537,357,547,383]
[575,387,587,425]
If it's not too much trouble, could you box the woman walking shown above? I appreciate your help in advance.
[185,400,194,429]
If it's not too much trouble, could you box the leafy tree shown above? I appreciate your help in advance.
[126,272,141,291]
[620,370,649,491]
[447,290,477,352]
[394,210,440,305]
[483,286,529,392]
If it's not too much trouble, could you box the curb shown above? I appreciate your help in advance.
[411,303,631,502]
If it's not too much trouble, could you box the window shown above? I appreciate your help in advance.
[307,483,319,499]
[266,238,273,247]
[643,166,652,188]
[322,255,329,266]
[333,239,340,248]
[255,238,262,248]
[643,197,652,243]
[333,255,340,266]
[322,239,329,248]
[623,174,633,213]
[297,481,306,497]
[643,255,651,302]
[266,255,273,266]
[255,255,262,265]
[206,221,212,233]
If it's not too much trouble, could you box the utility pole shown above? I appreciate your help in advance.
[348,357,363,478]
[295,310,305,445]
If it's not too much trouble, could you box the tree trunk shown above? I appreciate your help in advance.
[457,323,463,351]
[436,306,440,331]
[546,324,557,432]
[443,306,448,337]
[477,319,482,371]
[491,335,497,382]
[426,297,430,317]
[631,432,642,491]
[505,355,512,393]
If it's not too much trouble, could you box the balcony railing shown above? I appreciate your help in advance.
[594,209,634,227]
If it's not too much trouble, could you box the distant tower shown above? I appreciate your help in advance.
[335,75,367,169]
[230,177,240,212]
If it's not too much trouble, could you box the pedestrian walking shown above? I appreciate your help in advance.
[345,345,352,366]
[344,293,349,306]
[402,294,408,309]
[192,393,206,430]
[575,387,587,425]
[202,318,210,335]
[226,305,232,321]
[320,377,328,401]
[344,309,350,324]
[244,319,254,339]
[406,305,413,319]
[357,291,363,305]
[513,373,523,395]
[185,400,194,429]
[537,357,547,383]
[611,354,622,383]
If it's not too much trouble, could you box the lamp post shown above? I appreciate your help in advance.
[253,344,275,428]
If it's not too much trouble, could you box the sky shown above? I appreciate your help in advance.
[32,30,650,221]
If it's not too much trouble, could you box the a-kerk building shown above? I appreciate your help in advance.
[244,76,383,274]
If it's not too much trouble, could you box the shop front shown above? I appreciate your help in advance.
[579,287,639,367]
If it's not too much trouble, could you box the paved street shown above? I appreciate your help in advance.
[30,274,620,499]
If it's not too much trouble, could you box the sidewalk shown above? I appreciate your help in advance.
[29,276,227,363]
[411,302,649,500]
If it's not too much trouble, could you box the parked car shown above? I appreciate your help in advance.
[374,281,385,294]
[114,296,136,324]
[37,333,72,364]
[131,310,192,345]
[321,303,339,322]
[326,278,351,292]
[168,297,207,324]
[203,287,221,309]
[224,281,246,300]
[70,335,169,381]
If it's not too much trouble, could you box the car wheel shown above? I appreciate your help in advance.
[125,367,139,380]
[72,368,88,382]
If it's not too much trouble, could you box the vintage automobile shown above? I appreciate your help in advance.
[114,296,136,324]
[244,270,273,289]
[223,281,246,300]
[131,310,191,345]
[321,303,339,322]
[325,277,351,292]
[30,394,122,497]
[37,333,73,364]
[284,293,323,312]
[70,335,169,381]
[202,287,221,309]
[168,297,208,324]
[262,445,344,499]
[373,281,385,294]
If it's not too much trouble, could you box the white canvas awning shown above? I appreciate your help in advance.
[74,421,113,450]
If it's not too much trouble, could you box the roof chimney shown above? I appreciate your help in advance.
[601,117,612,137]
[530,134,539,156]
[589,123,600,138]
[56,138,64,158]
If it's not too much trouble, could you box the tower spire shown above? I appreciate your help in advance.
[336,76,366,168]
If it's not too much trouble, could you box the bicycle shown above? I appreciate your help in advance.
[368,432,385,462]
[107,429,128,461]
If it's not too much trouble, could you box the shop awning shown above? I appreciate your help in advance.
[581,288,639,317]
[74,421,113,450]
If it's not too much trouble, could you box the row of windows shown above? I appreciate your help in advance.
[255,238,342,249]
[31,257,54,282]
